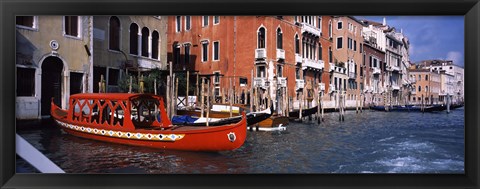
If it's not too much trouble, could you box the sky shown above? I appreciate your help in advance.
[355,16,464,67]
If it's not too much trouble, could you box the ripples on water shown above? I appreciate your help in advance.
[17,108,465,174]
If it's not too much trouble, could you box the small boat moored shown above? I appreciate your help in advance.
[50,93,247,152]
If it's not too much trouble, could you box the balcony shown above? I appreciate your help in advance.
[372,67,381,75]
[277,77,287,87]
[254,77,267,89]
[295,79,305,90]
[318,83,325,92]
[302,58,324,71]
[387,65,400,72]
[255,48,266,59]
[329,84,336,93]
[392,84,400,90]
[295,54,302,64]
[301,23,321,37]
[348,72,356,79]
[276,49,285,60]
[329,63,335,72]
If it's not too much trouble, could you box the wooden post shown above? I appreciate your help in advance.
[196,73,199,106]
[171,73,176,118]
[222,88,226,104]
[447,94,451,114]
[186,71,189,108]
[229,78,233,117]
[299,91,303,120]
[166,76,171,118]
[321,91,325,121]
[250,70,254,111]
[175,77,179,116]
[206,80,210,126]
[154,79,157,95]
[201,77,205,118]
[129,75,132,93]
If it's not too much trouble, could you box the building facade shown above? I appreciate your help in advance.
[16,16,93,119]
[408,68,441,105]
[92,16,168,93]
[421,60,464,104]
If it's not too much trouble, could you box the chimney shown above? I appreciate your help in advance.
[383,17,386,26]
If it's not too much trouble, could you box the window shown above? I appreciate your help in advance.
[318,44,322,60]
[202,41,209,62]
[426,86,429,92]
[213,71,220,84]
[184,44,191,64]
[213,41,219,61]
[109,16,120,51]
[276,28,283,49]
[418,86,421,92]
[337,21,343,29]
[277,65,283,77]
[64,16,79,37]
[418,75,421,81]
[203,16,209,27]
[360,43,363,53]
[336,37,343,49]
[347,38,352,49]
[257,66,266,77]
[185,16,191,30]
[354,40,357,51]
[173,44,180,65]
[17,67,35,96]
[152,31,159,59]
[425,75,429,81]
[176,16,181,32]
[328,20,332,38]
[318,16,322,30]
[70,72,83,95]
[295,34,300,54]
[258,27,266,48]
[296,67,301,79]
[213,16,220,24]
[108,68,120,86]
[141,27,149,57]
[129,23,139,55]
[329,47,332,63]
[16,16,35,28]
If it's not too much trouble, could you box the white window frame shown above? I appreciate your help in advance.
[337,21,343,30]
[213,16,220,25]
[201,40,209,62]
[63,16,82,39]
[184,16,191,31]
[202,16,209,27]
[176,16,182,32]
[212,41,220,61]
[336,36,343,49]
[16,16,38,31]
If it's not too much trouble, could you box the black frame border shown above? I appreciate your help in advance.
[1,0,479,188]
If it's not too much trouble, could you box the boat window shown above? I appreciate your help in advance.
[130,97,160,128]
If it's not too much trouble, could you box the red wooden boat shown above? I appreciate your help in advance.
[50,93,247,152]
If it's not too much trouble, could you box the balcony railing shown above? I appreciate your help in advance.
[255,48,266,59]
[295,79,305,90]
[302,58,324,71]
[276,49,285,60]
[318,83,325,92]
[329,84,336,93]
[254,77,267,89]
[348,72,356,79]
[301,23,321,37]
[372,67,381,75]
[295,54,302,64]
[278,77,287,87]
[387,65,400,72]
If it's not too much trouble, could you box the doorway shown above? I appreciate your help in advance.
[41,56,64,116]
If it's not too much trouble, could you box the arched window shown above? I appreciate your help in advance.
[425,75,429,81]
[328,20,333,38]
[295,34,300,54]
[129,23,139,55]
[109,16,120,50]
[152,31,159,59]
[141,27,149,57]
[426,86,429,92]
[258,27,266,48]
[302,37,306,58]
[418,86,421,92]
[276,28,283,49]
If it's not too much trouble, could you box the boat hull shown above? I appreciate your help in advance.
[52,118,247,152]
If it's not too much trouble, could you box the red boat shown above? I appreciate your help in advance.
[50,93,247,152]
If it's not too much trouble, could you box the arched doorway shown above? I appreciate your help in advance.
[41,56,64,116]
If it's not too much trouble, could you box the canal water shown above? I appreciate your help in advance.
[16,108,464,174]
